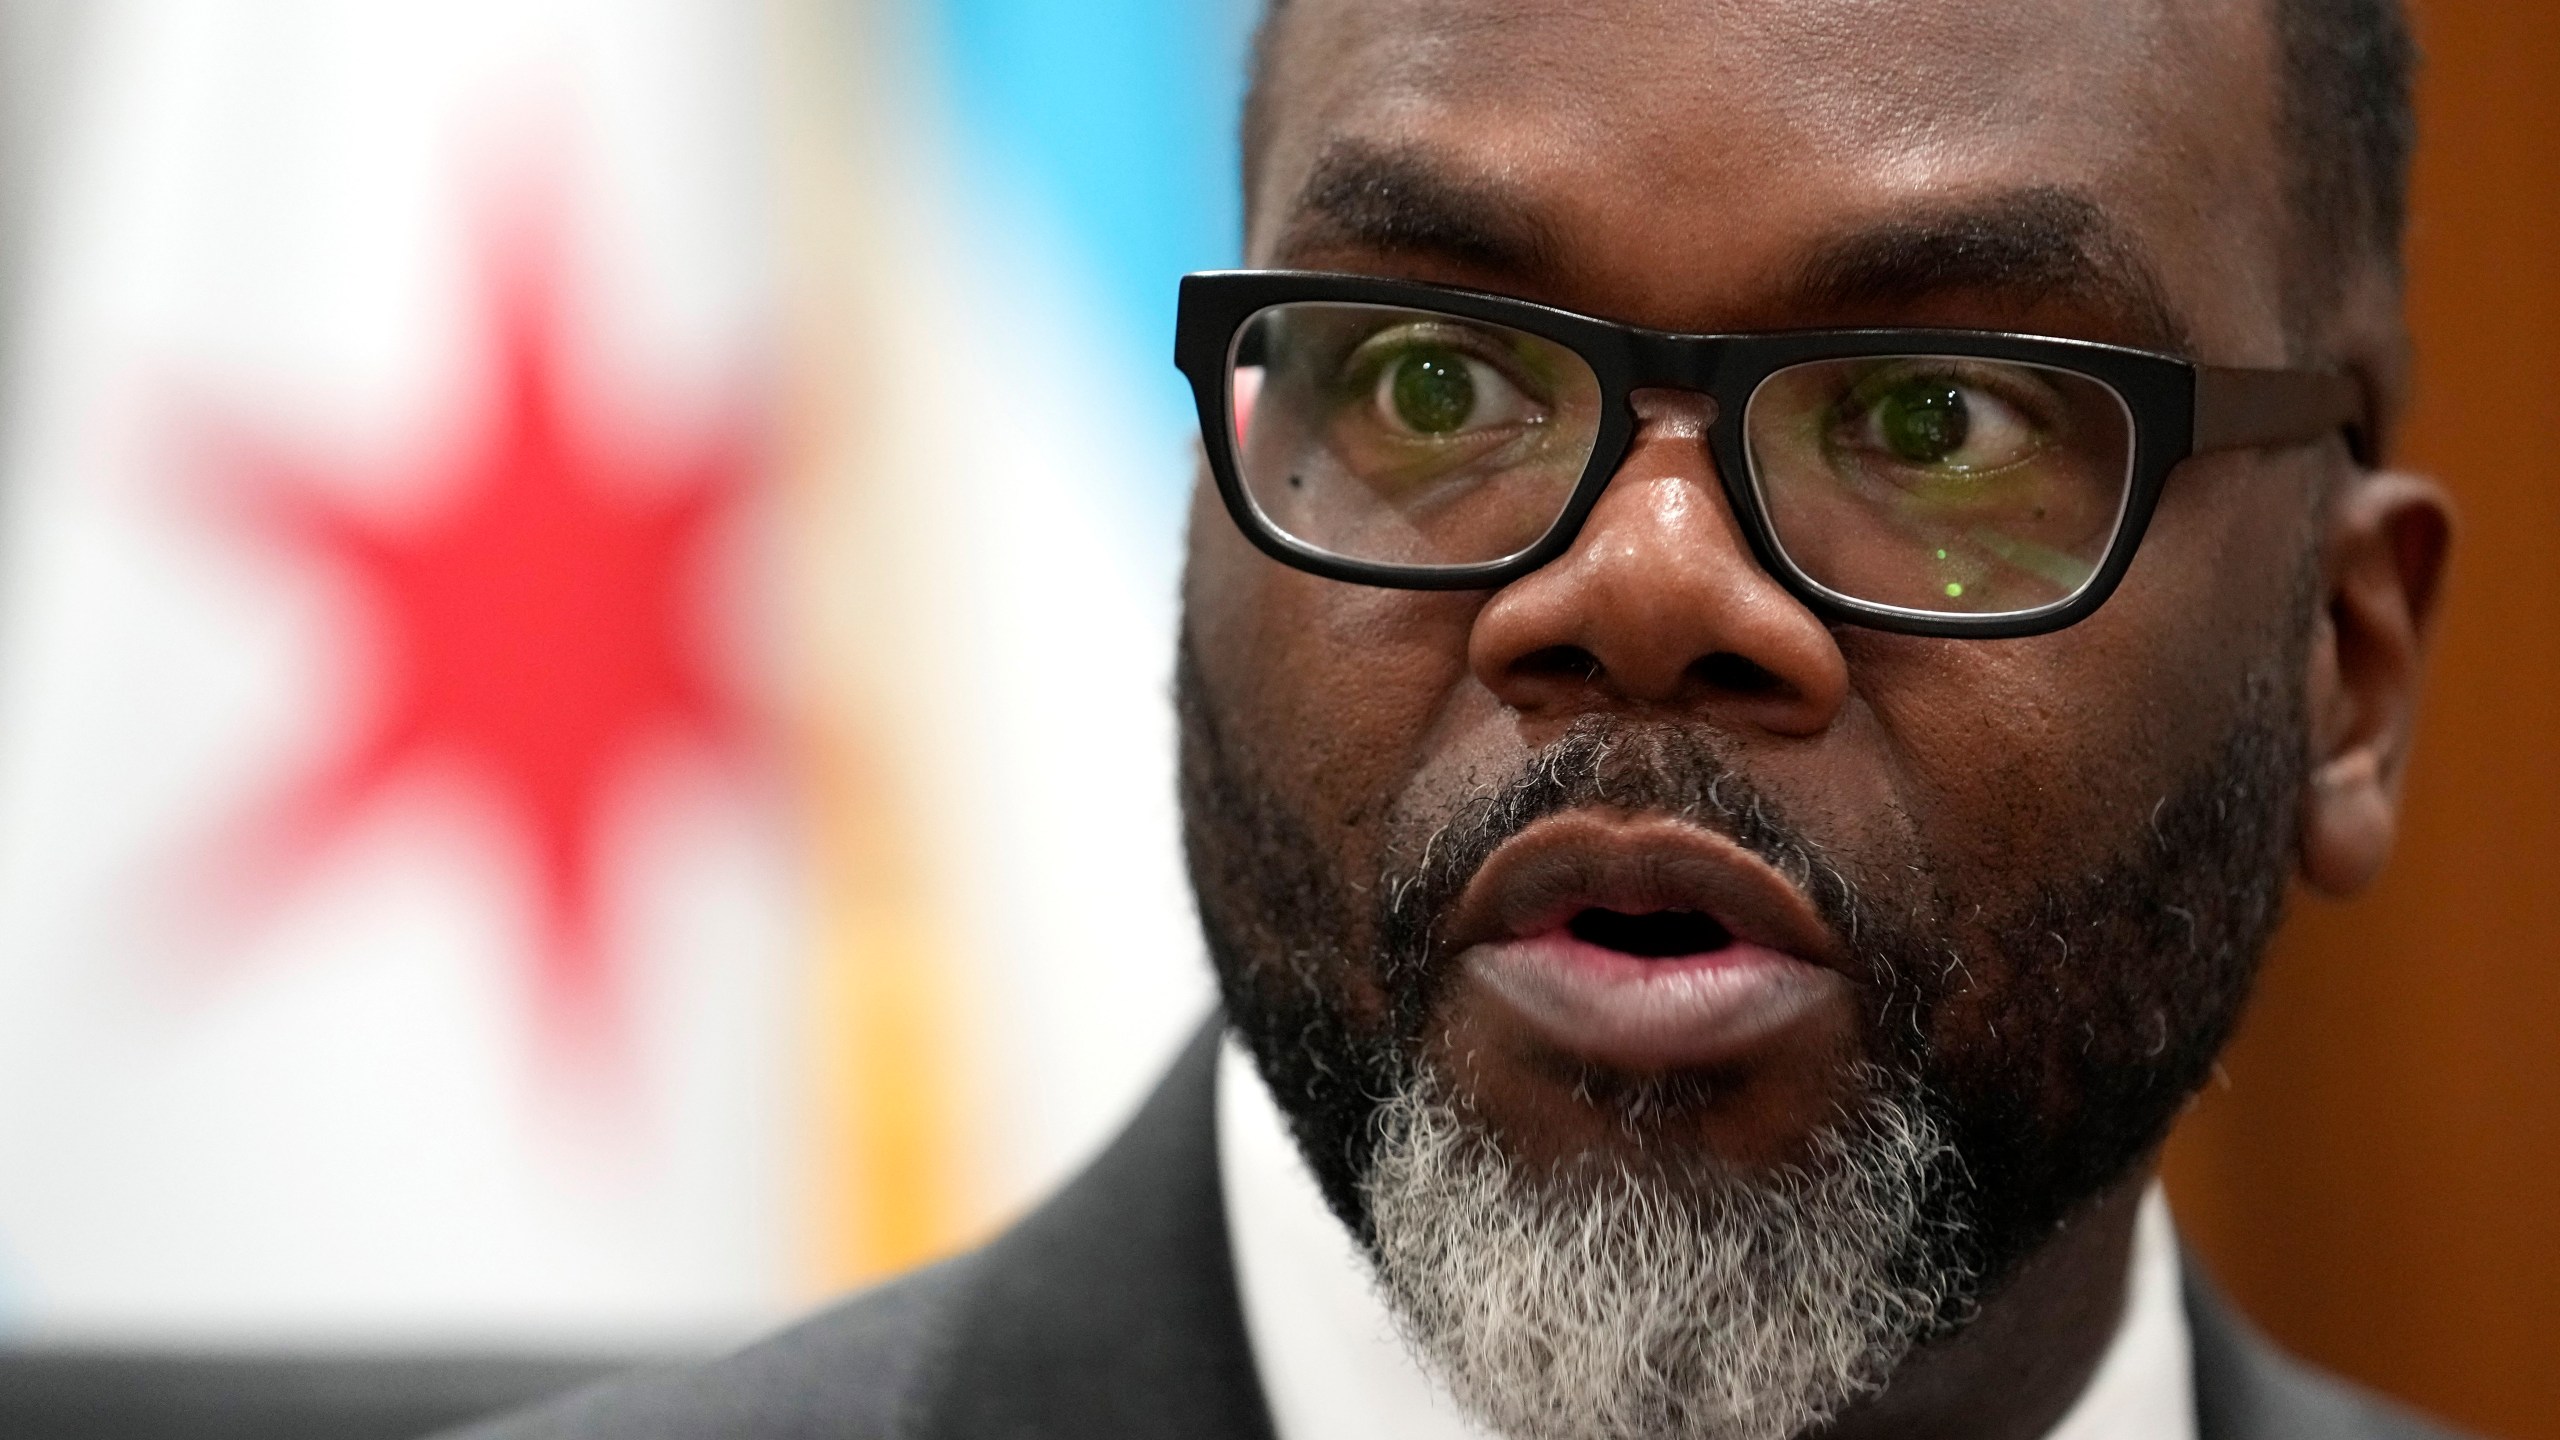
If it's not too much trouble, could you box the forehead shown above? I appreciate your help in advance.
[1251,0,2292,355]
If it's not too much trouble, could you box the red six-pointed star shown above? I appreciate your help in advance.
[203,229,762,1042]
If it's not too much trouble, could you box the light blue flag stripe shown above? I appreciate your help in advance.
[926,0,1261,507]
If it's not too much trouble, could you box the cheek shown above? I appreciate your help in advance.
[1850,637,2162,880]
[1847,462,2306,895]
[1837,474,2307,1087]
[1188,534,1485,838]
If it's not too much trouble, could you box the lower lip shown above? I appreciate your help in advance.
[1463,928,1839,1071]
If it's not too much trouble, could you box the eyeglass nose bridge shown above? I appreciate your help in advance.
[1624,386,1722,439]
[1620,328,1747,411]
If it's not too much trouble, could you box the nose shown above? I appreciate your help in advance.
[1467,389,1851,736]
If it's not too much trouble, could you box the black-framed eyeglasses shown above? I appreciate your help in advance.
[1175,270,2365,638]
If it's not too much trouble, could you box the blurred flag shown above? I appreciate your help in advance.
[0,0,799,1345]
[0,0,1251,1348]
[778,0,1252,1286]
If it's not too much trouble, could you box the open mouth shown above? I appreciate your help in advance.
[1444,812,1849,1070]
[1565,906,1737,959]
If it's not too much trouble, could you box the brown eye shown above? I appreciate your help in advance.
[1874,380,1969,463]
[1369,343,1535,438]
[1386,348,1474,433]
[1841,372,2048,476]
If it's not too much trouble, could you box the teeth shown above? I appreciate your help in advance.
[1565,906,1735,959]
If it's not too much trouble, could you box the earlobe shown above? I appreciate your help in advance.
[2301,746,2397,896]
[2296,470,2454,898]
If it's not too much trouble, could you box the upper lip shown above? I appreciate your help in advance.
[1441,809,1847,972]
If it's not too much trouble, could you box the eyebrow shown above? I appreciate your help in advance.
[1274,146,2196,354]
[1273,140,1560,276]
[1785,187,2197,353]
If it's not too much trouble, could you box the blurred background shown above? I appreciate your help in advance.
[0,0,1251,1430]
[2159,1,2560,1435]
[0,0,2544,1437]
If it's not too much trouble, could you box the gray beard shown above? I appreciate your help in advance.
[1363,1071,1963,1440]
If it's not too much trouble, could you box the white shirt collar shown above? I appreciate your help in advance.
[1216,1037,2195,1440]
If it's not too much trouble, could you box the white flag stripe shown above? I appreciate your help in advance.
[0,0,797,1343]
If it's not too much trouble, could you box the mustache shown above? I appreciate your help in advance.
[1374,717,1869,981]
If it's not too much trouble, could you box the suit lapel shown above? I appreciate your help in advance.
[920,1018,1280,1440]
[2186,1262,2456,1440]
[2190,1264,2302,1440]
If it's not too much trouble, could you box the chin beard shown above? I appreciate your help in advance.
[1177,603,2308,1440]
[1366,1067,1961,1440]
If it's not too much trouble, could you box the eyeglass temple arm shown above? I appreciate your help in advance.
[2191,366,2373,467]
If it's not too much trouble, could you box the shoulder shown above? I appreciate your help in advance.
[439,1020,1269,1440]
[2187,1269,2477,1440]
[441,1257,978,1440]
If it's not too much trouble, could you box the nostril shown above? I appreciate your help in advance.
[1514,644,1602,682]
[1693,650,1782,694]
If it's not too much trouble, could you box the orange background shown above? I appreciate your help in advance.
[2161,1,2560,1435]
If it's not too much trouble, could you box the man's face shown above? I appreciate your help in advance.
[1181,0,2345,1421]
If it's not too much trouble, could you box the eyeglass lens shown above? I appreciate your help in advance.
[1226,302,2139,617]
[1742,357,2136,616]
[1231,302,1604,568]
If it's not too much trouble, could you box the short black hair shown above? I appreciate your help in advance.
[2276,0,2419,278]
[1242,0,2417,302]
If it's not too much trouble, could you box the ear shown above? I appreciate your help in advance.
[2298,471,2455,896]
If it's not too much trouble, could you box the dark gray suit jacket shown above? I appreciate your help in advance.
[450,1023,2467,1440]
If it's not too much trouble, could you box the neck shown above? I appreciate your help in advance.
[1813,1166,2153,1440]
